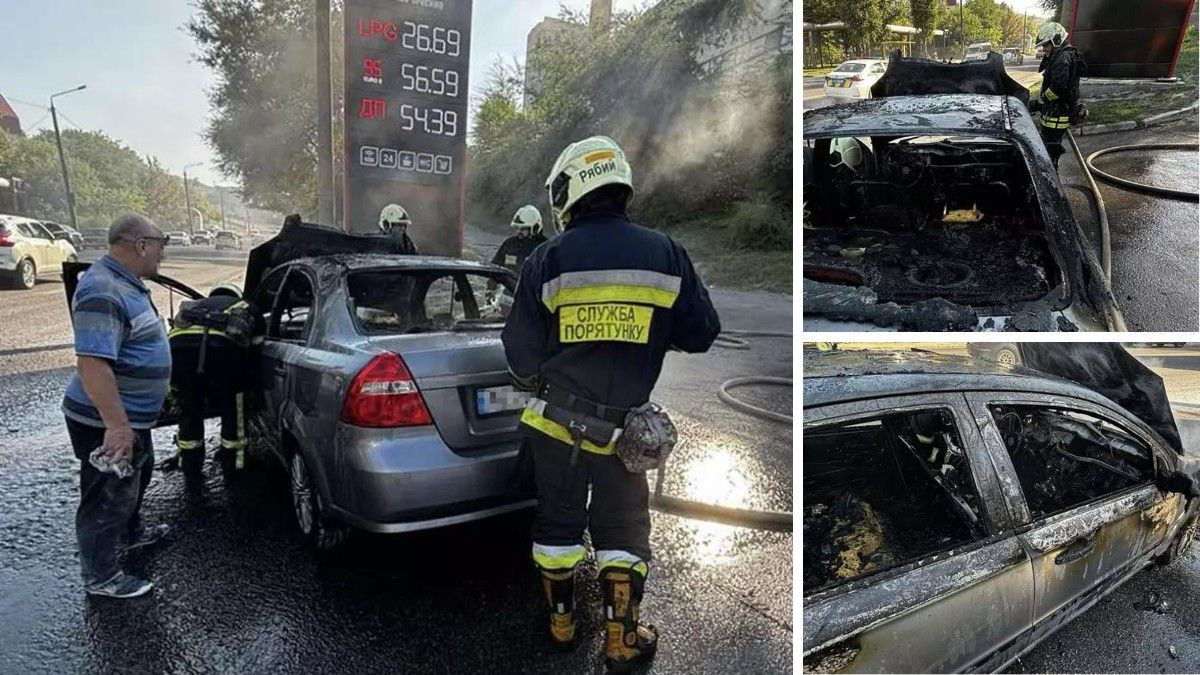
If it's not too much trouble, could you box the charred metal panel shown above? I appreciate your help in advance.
[802,535,1032,672]
[870,51,1031,105]
[1064,0,1194,78]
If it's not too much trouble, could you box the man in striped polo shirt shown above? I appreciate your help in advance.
[63,213,171,599]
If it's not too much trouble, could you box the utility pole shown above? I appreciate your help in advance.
[182,169,194,235]
[960,0,966,61]
[315,0,335,225]
[49,85,86,229]
[218,187,227,230]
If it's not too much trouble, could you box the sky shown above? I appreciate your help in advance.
[0,0,641,186]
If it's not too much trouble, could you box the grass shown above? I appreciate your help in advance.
[803,66,833,77]
[660,211,792,295]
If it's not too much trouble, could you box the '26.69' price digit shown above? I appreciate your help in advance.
[401,21,461,56]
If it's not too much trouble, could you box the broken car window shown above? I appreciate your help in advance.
[991,405,1155,520]
[803,410,985,595]
[347,270,512,335]
[802,133,1060,317]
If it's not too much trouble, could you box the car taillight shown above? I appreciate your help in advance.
[340,353,432,428]
[0,228,13,247]
[851,74,863,81]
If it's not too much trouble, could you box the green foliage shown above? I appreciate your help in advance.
[187,0,321,215]
[467,0,790,252]
[0,127,218,229]
[726,199,791,251]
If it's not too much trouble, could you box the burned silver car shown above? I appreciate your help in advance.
[802,54,1122,332]
[802,349,1199,673]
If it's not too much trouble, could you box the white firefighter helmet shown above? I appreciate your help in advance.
[378,203,412,232]
[829,137,866,173]
[209,281,243,298]
[1036,22,1068,48]
[544,135,633,226]
[510,204,543,234]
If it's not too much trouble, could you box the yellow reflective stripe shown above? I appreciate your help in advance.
[1043,88,1059,101]
[519,408,617,455]
[544,285,677,313]
[178,439,203,451]
[533,545,586,570]
[597,559,649,576]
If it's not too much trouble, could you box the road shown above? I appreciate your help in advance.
[0,239,794,673]
[1059,118,1200,331]
[823,343,1200,672]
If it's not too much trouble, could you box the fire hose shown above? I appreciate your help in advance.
[648,329,794,532]
[1066,130,1127,332]
[1085,143,1200,203]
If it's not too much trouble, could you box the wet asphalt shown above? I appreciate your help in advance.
[0,242,794,674]
[1060,117,1200,331]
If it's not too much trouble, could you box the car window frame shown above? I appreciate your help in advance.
[803,391,1013,598]
[254,266,293,341]
[964,390,1174,531]
[270,265,318,345]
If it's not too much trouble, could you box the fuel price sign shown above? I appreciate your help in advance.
[344,0,472,255]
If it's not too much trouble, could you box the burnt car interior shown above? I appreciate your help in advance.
[804,410,986,594]
[803,134,1061,310]
[347,269,513,334]
[991,405,1155,519]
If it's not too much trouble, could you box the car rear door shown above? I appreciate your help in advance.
[248,265,294,458]
[802,392,1034,674]
[965,391,1178,653]
[13,221,48,271]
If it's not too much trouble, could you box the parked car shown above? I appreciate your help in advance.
[822,59,888,99]
[803,349,1199,673]
[63,220,535,550]
[40,221,85,250]
[165,231,192,247]
[1146,343,1188,348]
[803,53,1123,331]
[214,230,243,250]
[965,41,994,61]
[80,227,109,250]
[0,214,78,289]
[1036,43,1048,60]
[191,231,214,246]
[1002,46,1024,65]
[966,342,1021,366]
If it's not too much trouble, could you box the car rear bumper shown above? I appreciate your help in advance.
[324,424,535,533]
[0,251,16,272]
[823,85,870,99]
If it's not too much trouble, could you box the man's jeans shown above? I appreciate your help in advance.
[65,417,154,585]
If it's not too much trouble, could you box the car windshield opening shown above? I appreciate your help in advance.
[802,134,1062,315]
[804,410,985,595]
[347,269,514,335]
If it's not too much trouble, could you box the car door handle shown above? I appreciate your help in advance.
[1054,533,1097,565]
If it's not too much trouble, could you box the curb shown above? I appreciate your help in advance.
[1076,102,1200,135]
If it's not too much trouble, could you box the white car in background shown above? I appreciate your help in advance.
[0,214,78,289]
[822,59,888,99]
[165,231,192,247]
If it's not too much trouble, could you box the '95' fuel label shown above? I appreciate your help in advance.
[559,303,652,344]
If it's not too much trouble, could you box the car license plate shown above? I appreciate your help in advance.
[476,385,528,416]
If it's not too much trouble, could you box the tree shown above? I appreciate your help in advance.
[997,3,1028,48]
[187,0,322,216]
[910,0,947,56]
[963,0,1004,46]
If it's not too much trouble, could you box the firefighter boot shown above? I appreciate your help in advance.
[540,567,577,650]
[177,439,204,478]
[601,565,658,672]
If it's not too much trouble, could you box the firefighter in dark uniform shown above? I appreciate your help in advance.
[492,205,548,274]
[168,282,263,478]
[1029,22,1084,169]
[379,203,419,254]
[502,136,721,671]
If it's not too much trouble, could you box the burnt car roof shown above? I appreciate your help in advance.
[869,51,1031,104]
[285,253,508,274]
[803,349,1114,409]
[803,94,1029,138]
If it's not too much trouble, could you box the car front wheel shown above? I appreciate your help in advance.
[289,451,349,550]
[16,258,36,289]
[994,346,1019,367]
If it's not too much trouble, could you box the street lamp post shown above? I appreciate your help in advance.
[49,85,86,230]
[182,162,203,235]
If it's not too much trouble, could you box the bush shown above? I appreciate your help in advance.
[726,200,791,251]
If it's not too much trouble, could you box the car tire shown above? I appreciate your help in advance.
[16,258,36,290]
[1157,514,1198,566]
[994,346,1019,367]
[289,451,349,551]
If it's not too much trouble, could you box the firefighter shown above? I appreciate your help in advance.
[1029,22,1084,169]
[167,282,262,478]
[502,136,721,670]
[379,203,419,254]
[492,205,548,274]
